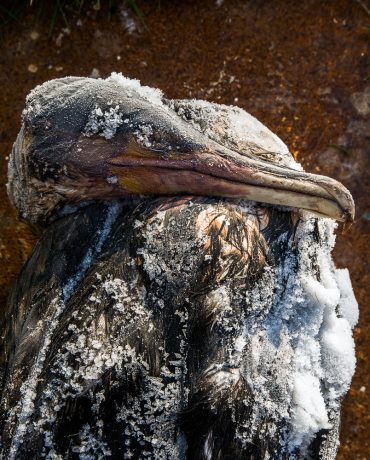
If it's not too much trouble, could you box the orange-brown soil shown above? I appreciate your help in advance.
[0,1,368,457]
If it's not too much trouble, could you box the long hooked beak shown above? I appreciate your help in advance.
[107,139,355,223]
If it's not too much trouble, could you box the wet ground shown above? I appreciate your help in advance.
[0,0,369,457]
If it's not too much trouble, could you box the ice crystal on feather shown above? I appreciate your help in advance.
[1,201,358,459]
[2,74,358,459]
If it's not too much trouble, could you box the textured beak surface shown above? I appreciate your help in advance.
[108,141,355,223]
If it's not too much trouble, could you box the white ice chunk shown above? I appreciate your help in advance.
[320,311,356,399]
[335,268,359,328]
[107,72,163,107]
[290,372,331,449]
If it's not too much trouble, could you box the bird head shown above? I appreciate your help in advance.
[8,74,354,226]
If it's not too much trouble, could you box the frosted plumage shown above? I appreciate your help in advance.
[0,75,358,459]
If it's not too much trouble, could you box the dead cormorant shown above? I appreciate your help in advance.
[0,75,358,459]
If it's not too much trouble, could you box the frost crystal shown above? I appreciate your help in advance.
[107,72,164,106]
[2,74,358,458]
[134,124,154,148]
[169,98,301,170]
[84,105,124,139]
[0,202,358,459]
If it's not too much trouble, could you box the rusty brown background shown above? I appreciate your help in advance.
[0,0,369,457]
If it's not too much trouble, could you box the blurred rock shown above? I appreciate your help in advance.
[350,87,370,116]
